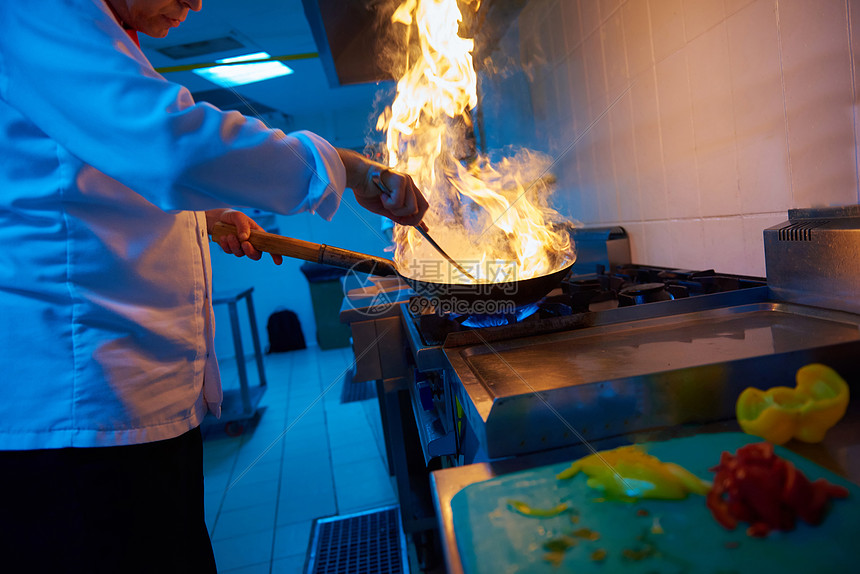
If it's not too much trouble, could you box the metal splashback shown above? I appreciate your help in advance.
[568,226,630,274]
[765,205,860,314]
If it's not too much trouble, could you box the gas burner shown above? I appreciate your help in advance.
[456,303,541,328]
[562,276,618,312]
[410,297,566,345]
[561,265,766,314]
[565,278,603,310]
[618,282,674,306]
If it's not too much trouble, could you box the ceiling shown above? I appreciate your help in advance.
[138,0,391,120]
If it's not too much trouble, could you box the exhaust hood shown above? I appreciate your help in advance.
[300,0,526,87]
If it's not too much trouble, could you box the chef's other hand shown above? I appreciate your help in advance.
[205,209,283,265]
[337,148,429,227]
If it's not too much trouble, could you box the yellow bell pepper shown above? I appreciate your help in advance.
[506,499,569,518]
[556,445,711,501]
[795,363,851,441]
[736,363,849,445]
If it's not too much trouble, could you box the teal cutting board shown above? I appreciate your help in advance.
[451,433,860,574]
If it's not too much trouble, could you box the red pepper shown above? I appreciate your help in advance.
[706,442,848,537]
[706,490,737,530]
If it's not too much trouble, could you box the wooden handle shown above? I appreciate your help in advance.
[209,222,399,277]
[211,221,321,261]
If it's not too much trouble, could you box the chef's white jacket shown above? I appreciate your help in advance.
[0,0,347,449]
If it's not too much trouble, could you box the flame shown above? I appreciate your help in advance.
[459,303,540,328]
[377,0,573,284]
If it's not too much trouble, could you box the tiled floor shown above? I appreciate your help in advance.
[201,346,397,573]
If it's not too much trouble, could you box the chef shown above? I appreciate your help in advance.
[0,0,427,572]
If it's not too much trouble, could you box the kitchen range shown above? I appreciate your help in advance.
[299,0,860,569]
[339,205,860,572]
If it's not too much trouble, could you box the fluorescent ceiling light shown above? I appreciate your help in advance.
[192,52,293,88]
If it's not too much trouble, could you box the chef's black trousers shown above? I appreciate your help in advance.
[0,426,216,574]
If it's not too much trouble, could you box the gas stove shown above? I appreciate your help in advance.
[339,206,860,542]
[564,264,766,310]
[406,263,767,348]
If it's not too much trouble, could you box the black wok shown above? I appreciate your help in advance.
[211,222,574,308]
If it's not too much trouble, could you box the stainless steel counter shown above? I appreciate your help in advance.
[431,401,860,574]
[444,293,860,462]
[430,283,860,571]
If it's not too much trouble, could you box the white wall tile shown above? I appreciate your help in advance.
[553,58,575,129]
[567,46,591,140]
[584,29,609,118]
[623,0,654,80]
[656,51,700,219]
[725,0,756,17]
[725,0,781,136]
[670,218,706,269]
[603,8,630,99]
[621,221,646,262]
[593,120,620,223]
[579,0,603,40]
[502,0,857,271]
[852,0,860,205]
[630,71,668,220]
[640,220,676,266]
[517,0,544,61]
[528,66,551,142]
[571,133,601,222]
[554,146,584,223]
[687,23,740,217]
[649,0,686,63]
[682,0,727,42]
[697,147,741,217]
[600,0,624,21]
[519,0,554,80]
[546,1,569,66]
[577,15,616,224]
[560,0,585,53]
[741,212,787,276]
[727,0,790,215]
[701,216,746,274]
[544,76,568,158]
[734,135,791,214]
[610,92,643,222]
[571,150,594,224]
[779,0,858,207]
[533,14,557,71]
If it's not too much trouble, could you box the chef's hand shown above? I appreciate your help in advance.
[205,209,283,265]
[337,148,429,226]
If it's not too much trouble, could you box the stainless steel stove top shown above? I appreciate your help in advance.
[337,206,860,549]
[444,294,860,460]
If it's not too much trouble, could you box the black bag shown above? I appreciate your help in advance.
[266,309,306,353]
